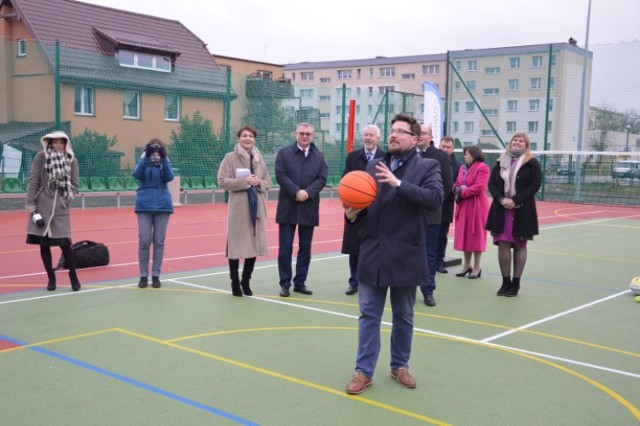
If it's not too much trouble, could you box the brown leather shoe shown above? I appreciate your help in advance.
[346,371,371,394]
[390,367,416,388]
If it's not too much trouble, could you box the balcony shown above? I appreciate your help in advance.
[246,76,293,99]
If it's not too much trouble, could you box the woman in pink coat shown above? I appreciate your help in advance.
[453,145,490,279]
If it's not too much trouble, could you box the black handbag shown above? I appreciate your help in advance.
[55,240,110,270]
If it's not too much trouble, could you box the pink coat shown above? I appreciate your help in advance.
[453,161,490,252]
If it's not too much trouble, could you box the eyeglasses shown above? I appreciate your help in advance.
[389,128,414,136]
[298,132,313,137]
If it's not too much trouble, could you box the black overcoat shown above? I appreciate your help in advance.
[419,146,452,225]
[442,155,463,224]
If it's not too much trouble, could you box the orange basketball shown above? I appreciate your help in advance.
[338,170,377,209]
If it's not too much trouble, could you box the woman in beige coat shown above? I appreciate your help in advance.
[26,130,80,291]
[217,125,271,296]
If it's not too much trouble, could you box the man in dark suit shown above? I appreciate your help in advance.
[344,113,443,395]
[437,136,463,274]
[341,124,385,295]
[275,122,328,297]
[417,124,452,307]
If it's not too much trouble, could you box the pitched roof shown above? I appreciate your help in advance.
[8,0,232,98]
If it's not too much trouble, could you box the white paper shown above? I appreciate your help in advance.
[235,168,251,179]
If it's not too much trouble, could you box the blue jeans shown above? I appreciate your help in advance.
[278,223,314,288]
[348,254,359,287]
[355,283,416,379]
[137,212,170,277]
[420,224,439,296]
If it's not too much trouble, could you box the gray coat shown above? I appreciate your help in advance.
[26,150,79,240]
[275,142,328,227]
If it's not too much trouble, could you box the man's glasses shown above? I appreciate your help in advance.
[298,132,313,137]
[389,128,414,136]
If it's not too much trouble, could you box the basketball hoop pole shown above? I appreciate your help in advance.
[347,99,356,153]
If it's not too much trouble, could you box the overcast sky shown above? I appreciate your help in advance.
[83,0,639,64]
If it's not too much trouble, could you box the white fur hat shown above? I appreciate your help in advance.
[40,130,74,159]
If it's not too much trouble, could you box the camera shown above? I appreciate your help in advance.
[32,212,45,227]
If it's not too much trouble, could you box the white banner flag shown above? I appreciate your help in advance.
[423,81,443,147]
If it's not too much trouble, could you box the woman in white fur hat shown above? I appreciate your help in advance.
[25,130,81,291]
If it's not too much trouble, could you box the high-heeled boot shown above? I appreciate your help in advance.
[229,259,242,297]
[69,271,81,292]
[497,277,511,296]
[46,270,56,291]
[240,258,256,296]
[505,277,520,297]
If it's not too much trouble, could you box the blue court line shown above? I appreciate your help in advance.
[0,334,258,426]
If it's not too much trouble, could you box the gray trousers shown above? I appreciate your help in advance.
[137,212,170,277]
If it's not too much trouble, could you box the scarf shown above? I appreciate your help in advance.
[499,151,525,198]
[45,146,74,202]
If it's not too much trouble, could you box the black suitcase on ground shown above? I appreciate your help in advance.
[55,240,110,270]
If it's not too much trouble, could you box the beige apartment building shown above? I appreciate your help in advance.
[284,43,592,151]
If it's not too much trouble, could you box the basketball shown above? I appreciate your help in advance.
[338,171,377,209]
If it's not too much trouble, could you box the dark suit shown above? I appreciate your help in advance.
[437,153,463,266]
[275,142,328,289]
[418,146,451,296]
[341,147,385,288]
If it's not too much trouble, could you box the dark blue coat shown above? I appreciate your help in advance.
[133,157,174,214]
[442,154,463,223]
[419,146,451,225]
[275,142,328,227]
[355,148,443,287]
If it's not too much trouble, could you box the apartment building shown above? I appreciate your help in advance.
[284,43,592,151]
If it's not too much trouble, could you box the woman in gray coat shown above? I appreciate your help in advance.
[26,130,80,291]
[218,125,271,296]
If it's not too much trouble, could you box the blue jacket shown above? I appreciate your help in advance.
[133,157,175,214]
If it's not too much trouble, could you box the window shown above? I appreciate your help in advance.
[485,109,498,116]
[74,87,94,116]
[454,81,461,92]
[320,77,331,83]
[336,106,349,114]
[529,99,540,111]
[453,101,460,113]
[530,142,538,150]
[507,100,518,112]
[402,73,416,80]
[357,69,361,79]
[319,112,330,118]
[319,95,331,101]
[368,87,373,97]
[379,67,395,77]
[118,49,170,72]
[547,121,553,132]
[549,76,555,90]
[467,80,476,92]
[369,68,374,77]
[367,105,373,114]
[551,55,557,67]
[336,123,342,132]
[422,64,440,75]
[468,60,477,71]
[123,91,140,119]
[483,88,499,95]
[510,57,520,69]
[465,101,475,112]
[481,130,495,136]
[530,77,541,90]
[337,69,352,79]
[532,56,542,68]
[356,87,361,97]
[455,60,461,71]
[485,67,500,75]
[300,72,314,81]
[464,122,474,132]
[453,121,459,132]
[164,94,179,121]
[549,99,554,112]
[508,79,519,91]
[506,121,517,132]
[256,70,272,79]
[300,89,314,99]
[17,39,27,57]
[528,121,539,132]
[379,86,394,94]
[336,87,352,97]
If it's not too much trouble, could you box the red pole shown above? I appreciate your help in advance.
[347,99,356,153]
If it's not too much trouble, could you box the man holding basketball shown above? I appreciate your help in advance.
[275,122,328,297]
[344,113,443,394]
[341,124,385,295]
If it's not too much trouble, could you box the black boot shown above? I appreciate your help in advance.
[497,277,511,296]
[241,258,256,296]
[69,271,81,292]
[151,276,162,288]
[229,259,242,297]
[47,270,56,291]
[505,277,520,297]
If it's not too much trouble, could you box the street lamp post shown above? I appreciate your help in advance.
[626,124,631,152]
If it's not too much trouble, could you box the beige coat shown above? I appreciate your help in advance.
[217,144,272,259]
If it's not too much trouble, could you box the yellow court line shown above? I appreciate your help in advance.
[117,327,449,425]
[0,328,118,354]
[166,325,357,343]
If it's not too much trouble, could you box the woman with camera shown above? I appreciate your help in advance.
[133,138,174,289]
[26,130,81,291]
[217,125,271,296]
[452,145,490,279]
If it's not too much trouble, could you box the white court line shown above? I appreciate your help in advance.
[481,289,632,343]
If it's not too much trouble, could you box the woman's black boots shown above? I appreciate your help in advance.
[240,258,256,296]
[229,259,242,297]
